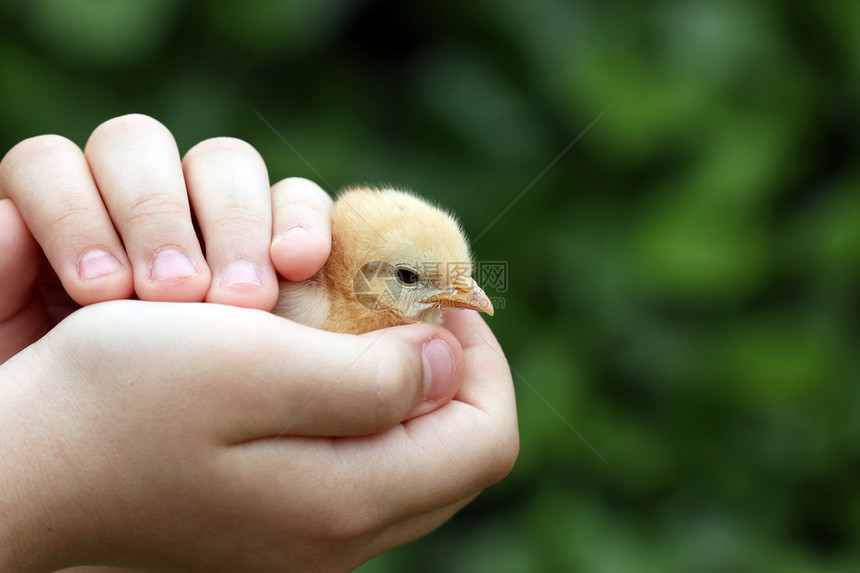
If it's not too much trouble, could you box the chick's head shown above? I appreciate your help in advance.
[329,187,494,327]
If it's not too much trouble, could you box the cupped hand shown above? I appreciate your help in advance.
[0,113,332,362]
[0,114,520,572]
[0,302,518,572]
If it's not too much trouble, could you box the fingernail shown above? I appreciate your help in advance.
[78,248,124,280]
[421,338,455,402]
[219,258,261,288]
[150,248,198,281]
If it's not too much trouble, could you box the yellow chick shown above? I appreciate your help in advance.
[273,186,494,334]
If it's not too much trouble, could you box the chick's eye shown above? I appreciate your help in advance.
[395,267,420,285]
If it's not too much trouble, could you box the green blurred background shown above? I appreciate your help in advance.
[3,1,860,571]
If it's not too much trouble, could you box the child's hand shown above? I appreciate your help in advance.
[0,114,332,361]
[0,114,519,572]
[0,302,517,572]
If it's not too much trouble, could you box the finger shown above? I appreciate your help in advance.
[226,432,485,545]
[0,136,133,305]
[335,311,516,516]
[85,114,210,302]
[182,138,279,309]
[0,199,51,362]
[270,177,332,281]
[441,310,515,411]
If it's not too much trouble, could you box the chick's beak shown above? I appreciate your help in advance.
[423,275,495,316]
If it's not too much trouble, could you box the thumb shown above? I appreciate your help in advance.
[46,302,463,440]
[0,198,49,362]
[178,307,464,440]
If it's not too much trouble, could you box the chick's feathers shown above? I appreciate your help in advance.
[333,187,472,282]
[274,186,492,334]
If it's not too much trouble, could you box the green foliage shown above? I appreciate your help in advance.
[3,1,860,570]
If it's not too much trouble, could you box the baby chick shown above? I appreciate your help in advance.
[273,186,494,334]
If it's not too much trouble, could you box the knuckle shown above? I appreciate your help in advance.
[1,135,78,178]
[87,113,168,149]
[213,204,268,233]
[479,417,521,486]
[494,424,521,482]
[46,203,96,232]
[274,198,328,225]
[274,177,333,209]
[185,136,259,161]
[125,192,188,224]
